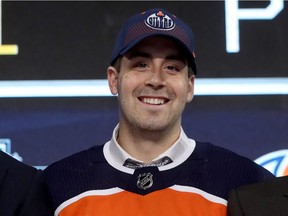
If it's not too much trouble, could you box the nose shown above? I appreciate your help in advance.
[144,70,166,89]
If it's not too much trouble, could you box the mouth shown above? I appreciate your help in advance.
[138,97,169,105]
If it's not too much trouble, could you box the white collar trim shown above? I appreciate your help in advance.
[103,124,196,174]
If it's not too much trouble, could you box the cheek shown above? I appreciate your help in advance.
[118,74,136,94]
[170,79,188,94]
[171,80,193,103]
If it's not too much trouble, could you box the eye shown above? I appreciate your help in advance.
[132,61,150,72]
[165,65,180,72]
[138,62,148,68]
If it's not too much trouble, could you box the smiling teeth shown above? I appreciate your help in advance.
[143,98,165,105]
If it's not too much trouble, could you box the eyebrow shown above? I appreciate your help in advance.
[126,51,187,64]
[127,51,150,60]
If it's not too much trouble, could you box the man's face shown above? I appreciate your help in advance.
[108,36,195,132]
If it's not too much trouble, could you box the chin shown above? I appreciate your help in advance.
[137,121,168,132]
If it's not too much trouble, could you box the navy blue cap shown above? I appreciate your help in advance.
[110,8,197,74]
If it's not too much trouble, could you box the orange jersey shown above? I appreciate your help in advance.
[45,142,274,216]
[57,186,226,216]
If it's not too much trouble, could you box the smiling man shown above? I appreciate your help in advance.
[107,36,194,162]
[44,8,274,216]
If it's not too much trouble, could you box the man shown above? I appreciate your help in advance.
[0,151,52,216]
[44,8,274,215]
[228,176,288,216]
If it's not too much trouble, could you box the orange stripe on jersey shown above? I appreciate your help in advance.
[57,186,227,216]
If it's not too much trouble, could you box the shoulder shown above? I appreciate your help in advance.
[228,176,288,216]
[44,144,104,175]
[195,141,259,167]
[195,141,267,169]
[43,145,106,210]
[0,152,52,216]
[233,175,288,196]
[194,141,275,186]
[0,151,38,176]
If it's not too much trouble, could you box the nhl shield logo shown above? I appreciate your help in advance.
[137,172,153,190]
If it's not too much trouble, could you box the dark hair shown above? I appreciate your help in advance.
[112,57,122,72]
[112,56,195,78]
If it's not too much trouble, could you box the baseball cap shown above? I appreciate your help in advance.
[110,8,197,74]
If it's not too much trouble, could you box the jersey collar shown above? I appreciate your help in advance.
[103,124,196,173]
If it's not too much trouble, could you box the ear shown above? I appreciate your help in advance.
[107,66,119,95]
[186,75,195,103]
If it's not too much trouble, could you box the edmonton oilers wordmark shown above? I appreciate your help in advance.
[145,11,175,31]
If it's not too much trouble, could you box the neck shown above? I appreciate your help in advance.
[117,122,181,163]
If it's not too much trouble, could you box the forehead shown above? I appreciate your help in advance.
[125,36,186,58]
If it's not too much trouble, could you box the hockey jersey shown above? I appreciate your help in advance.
[44,141,274,216]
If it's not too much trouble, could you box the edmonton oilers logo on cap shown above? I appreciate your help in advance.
[145,10,175,31]
[254,149,288,177]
